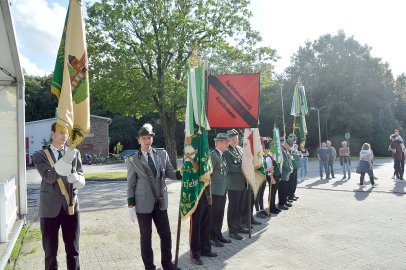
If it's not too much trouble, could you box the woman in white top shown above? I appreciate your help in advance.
[358,143,375,186]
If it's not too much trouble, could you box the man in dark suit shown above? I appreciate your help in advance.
[32,122,85,270]
[127,123,181,270]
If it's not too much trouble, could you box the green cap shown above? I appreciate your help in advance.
[214,133,229,141]
[138,123,155,137]
[286,138,294,146]
[227,129,239,138]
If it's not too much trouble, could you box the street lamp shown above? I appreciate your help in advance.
[310,106,327,148]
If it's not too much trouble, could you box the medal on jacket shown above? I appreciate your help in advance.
[228,146,242,164]
[217,150,228,175]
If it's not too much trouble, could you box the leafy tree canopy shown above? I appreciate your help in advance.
[86,0,278,164]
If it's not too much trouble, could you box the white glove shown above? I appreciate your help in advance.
[54,159,72,176]
[73,174,85,189]
[128,207,137,222]
[68,172,80,183]
[63,148,77,163]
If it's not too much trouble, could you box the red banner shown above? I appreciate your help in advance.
[207,73,260,128]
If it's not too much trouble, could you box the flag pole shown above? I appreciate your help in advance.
[248,185,252,238]
[174,210,181,269]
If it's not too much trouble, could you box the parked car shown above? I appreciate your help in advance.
[118,149,138,160]
[82,154,93,165]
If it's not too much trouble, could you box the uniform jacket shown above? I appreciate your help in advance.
[223,145,246,191]
[291,149,301,170]
[32,146,83,218]
[127,148,177,213]
[281,147,293,181]
[210,149,229,196]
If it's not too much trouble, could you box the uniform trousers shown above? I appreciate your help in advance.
[270,176,279,210]
[278,180,288,206]
[190,191,212,259]
[227,189,244,233]
[40,207,80,270]
[288,169,298,199]
[211,194,227,240]
[136,203,173,270]
[255,178,268,212]
[241,189,255,224]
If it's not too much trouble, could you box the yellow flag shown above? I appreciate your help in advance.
[51,0,90,148]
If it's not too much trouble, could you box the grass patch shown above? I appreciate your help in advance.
[85,171,127,181]
[10,226,27,261]
[6,226,42,269]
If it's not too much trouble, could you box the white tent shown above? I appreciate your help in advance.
[0,0,27,267]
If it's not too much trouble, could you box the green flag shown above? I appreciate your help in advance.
[51,0,90,148]
[291,81,308,147]
[180,66,212,221]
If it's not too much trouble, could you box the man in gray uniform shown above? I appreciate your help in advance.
[127,123,181,270]
[32,122,85,270]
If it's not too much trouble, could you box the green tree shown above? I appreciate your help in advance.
[86,0,277,165]
[283,31,398,155]
[394,73,406,127]
[25,74,58,122]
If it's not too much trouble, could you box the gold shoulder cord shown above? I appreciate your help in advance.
[44,149,77,215]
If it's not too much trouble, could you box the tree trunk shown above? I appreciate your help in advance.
[159,111,179,170]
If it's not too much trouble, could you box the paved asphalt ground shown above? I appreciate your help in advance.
[13,158,406,269]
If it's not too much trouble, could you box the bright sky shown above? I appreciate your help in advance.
[10,0,406,77]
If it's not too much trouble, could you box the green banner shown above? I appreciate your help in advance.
[180,66,212,220]
[180,127,212,220]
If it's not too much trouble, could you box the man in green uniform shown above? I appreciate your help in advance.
[224,129,249,241]
[277,137,293,210]
[288,136,301,202]
[210,133,232,247]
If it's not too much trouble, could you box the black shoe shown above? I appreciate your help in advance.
[218,236,231,243]
[251,218,262,225]
[293,196,299,200]
[202,251,218,257]
[238,227,250,234]
[229,232,243,240]
[242,224,253,229]
[210,239,224,247]
[332,175,335,178]
[256,212,267,219]
[260,210,270,217]
[167,263,182,270]
[285,202,293,207]
[191,257,203,265]
[270,209,280,214]
[278,205,289,210]
[288,197,298,201]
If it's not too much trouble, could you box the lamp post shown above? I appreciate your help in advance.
[280,84,285,129]
[310,106,326,148]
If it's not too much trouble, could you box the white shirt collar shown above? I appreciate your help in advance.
[50,144,65,159]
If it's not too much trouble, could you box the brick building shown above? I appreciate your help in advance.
[25,115,112,164]
[77,115,112,157]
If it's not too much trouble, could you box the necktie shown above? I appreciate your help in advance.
[57,150,63,160]
[147,152,157,178]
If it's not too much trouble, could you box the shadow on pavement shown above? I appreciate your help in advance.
[331,177,350,187]
[305,178,330,188]
[353,186,374,201]
[391,181,406,196]
[175,220,268,269]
